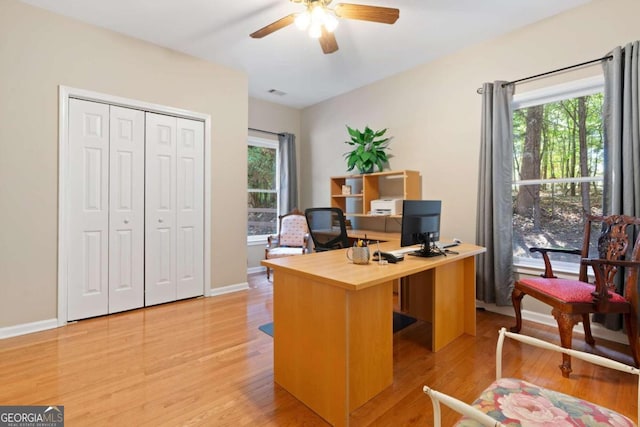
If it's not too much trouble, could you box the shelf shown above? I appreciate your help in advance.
[331,194,363,198]
[344,213,403,219]
[330,170,420,217]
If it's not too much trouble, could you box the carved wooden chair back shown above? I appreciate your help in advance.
[511,213,640,377]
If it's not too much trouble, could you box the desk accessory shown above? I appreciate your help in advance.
[346,239,370,264]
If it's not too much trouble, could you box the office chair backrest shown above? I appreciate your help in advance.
[304,207,350,251]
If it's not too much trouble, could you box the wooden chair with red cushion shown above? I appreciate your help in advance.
[264,208,309,279]
[511,214,640,377]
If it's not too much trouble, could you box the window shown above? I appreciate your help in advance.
[512,77,604,271]
[248,136,279,242]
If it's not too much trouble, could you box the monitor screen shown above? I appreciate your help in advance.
[400,200,442,247]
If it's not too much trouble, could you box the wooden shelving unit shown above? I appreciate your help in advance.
[330,170,420,218]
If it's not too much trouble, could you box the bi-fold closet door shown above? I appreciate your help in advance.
[145,112,204,306]
[67,99,204,321]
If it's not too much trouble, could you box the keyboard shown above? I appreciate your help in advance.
[440,241,460,249]
[387,245,422,257]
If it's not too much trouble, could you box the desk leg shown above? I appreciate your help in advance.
[273,272,393,426]
[402,257,476,351]
[462,256,477,338]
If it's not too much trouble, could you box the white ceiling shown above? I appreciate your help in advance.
[20,0,592,108]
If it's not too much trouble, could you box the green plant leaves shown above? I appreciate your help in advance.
[344,125,392,173]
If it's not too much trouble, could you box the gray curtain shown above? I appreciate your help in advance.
[597,41,640,329]
[603,42,640,217]
[476,81,515,305]
[278,132,298,214]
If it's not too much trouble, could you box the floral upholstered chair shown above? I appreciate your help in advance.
[424,328,639,427]
[264,209,309,279]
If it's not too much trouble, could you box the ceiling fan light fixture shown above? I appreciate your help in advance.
[308,23,322,39]
[294,11,311,30]
[310,3,326,24]
[251,0,400,54]
[324,12,338,32]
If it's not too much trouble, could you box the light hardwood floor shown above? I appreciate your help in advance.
[1,273,637,426]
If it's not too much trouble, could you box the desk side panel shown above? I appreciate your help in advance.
[463,257,477,336]
[273,271,348,426]
[432,261,465,351]
[348,281,393,411]
[401,270,434,323]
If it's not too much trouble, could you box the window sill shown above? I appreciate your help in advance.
[247,237,268,246]
[513,258,585,280]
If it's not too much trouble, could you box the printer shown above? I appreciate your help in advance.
[370,198,403,216]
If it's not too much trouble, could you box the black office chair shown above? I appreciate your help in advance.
[304,207,350,252]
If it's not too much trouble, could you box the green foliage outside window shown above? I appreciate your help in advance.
[512,93,604,262]
[248,145,277,237]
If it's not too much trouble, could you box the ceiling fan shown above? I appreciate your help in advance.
[250,0,400,54]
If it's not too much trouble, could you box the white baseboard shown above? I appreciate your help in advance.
[477,301,628,345]
[208,282,249,297]
[0,318,59,340]
[247,266,266,275]
[3,284,251,339]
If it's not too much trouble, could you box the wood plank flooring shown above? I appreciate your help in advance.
[0,273,637,426]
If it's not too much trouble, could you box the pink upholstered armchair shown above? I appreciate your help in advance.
[264,208,310,279]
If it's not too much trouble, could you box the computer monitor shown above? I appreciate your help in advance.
[400,200,443,257]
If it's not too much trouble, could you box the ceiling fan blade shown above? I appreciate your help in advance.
[319,28,339,54]
[334,3,399,24]
[250,14,296,38]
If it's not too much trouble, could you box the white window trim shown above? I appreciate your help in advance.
[512,75,604,273]
[512,75,604,109]
[247,135,279,244]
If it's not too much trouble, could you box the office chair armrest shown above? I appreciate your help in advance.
[529,247,582,278]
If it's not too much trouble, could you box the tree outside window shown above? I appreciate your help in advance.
[248,137,279,241]
[512,78,604,269]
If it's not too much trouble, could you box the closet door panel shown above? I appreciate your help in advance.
[68,99,110,321]
[108,106,145,313]
[176,118,204,299]
[145,112,177,306]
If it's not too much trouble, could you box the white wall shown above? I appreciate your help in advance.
[247,98,302,271]
[300,0,640,245]
[0,0,248,328]
[299,0,640,342]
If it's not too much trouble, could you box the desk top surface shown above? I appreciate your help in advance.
[262,240,485,291]
[346,229,400,242]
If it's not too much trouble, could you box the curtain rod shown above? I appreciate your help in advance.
[248,127,284,137]
[476,54,613,94]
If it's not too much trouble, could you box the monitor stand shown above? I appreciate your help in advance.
[408,242,445,258]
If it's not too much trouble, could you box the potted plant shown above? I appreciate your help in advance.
[343,125,392,174]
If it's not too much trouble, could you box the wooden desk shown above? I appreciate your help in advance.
[262,241,485,426]
[346,228,399,242]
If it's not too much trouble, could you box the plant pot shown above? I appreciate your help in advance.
[359,167,374,174]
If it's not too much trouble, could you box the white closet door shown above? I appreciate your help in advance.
[145,112,178,305]
[108,106,145,313]
[176,118,204,299]
[68,99,110,321]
